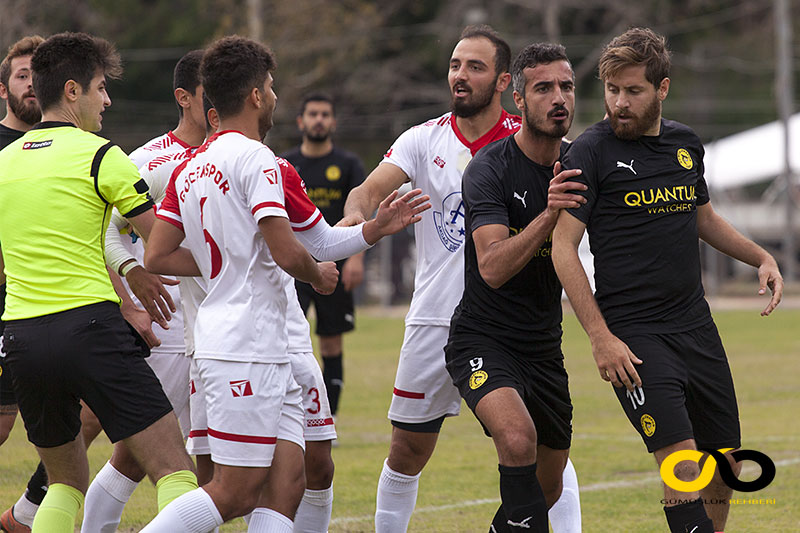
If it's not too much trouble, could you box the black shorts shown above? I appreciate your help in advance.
[613,321,740,453]
[3,301,173,448]
[296,260,354,336]
[0,283,15,406]
[445,339,572,450]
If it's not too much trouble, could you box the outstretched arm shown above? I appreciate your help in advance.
[552,211,642,390]
[697,203,783,316]
[298,188,430,261]
[259,216,339,295]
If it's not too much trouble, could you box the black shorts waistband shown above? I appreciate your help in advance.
[5,301,120,327]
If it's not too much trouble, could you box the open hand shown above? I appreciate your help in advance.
[374,188,431,236]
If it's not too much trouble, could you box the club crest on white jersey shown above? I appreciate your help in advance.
[433,191,466,252]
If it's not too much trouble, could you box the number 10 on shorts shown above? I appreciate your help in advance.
[626,385,645,410]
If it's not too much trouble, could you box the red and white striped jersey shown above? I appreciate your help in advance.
[129,130,193,169]
[381,110,520,326]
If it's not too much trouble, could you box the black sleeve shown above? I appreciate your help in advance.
[463,154,508,232]
[562,134,599,224]
[695,140,710,206]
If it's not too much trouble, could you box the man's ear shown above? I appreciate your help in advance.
[249,87,261,109]
[497,71,512,93]
[64,79,80,103]
[657,77,670,102]
[512,89,524,112]
[174,87,191,110]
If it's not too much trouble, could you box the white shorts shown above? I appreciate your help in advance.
[291,352,337,442]
[388,324,462,424]
[146,351,191,438]
[185,358,304,467]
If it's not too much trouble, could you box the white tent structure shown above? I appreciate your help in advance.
[702,114,800,244]
[703,112,800,191]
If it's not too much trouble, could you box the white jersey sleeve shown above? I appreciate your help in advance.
[104,209,136,274]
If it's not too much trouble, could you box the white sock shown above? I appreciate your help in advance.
[375,459,420,533]
[248,507,293,532]
[139,488,223,533]
[12,491,40,527]
[548,457,582,533]
[81,461,140,533]
[293,486,333,532]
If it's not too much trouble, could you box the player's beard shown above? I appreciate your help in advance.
[7,89,41,126]
[606,95,661,141]
[524,101,572,139]
[304,125,331,143]
[258,105,274,139]
[450,75,497,118]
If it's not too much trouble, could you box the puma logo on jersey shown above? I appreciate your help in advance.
[514,190,528,208]
[507,516,532,529]
[617,159,637,175]
[433,156,446,168]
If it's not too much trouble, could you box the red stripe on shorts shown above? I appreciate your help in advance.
[207,427,277,444]
[188,429,208,438]
[393,387,425,399]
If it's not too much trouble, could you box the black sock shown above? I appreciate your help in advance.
[664,498,714,533]
[498,463,549,533]
[25,461,48,505]
[323,353,343,415]
[489,505,510,532]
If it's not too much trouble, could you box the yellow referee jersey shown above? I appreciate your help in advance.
[0,121,154,320]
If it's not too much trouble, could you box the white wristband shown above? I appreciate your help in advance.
[120,261,139,277]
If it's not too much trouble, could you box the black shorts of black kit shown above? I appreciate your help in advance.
[613,321,740,453]
[0,283,16,406]
[296,260,354,336]
[3,301,173,448]
[445,337,572,450]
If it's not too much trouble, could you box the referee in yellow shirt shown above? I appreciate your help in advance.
[0,32,198,533]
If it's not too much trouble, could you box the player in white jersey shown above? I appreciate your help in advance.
[182,155,428,532]
[343,25,581,533]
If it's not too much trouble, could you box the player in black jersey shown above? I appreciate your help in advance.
[282,93,366,419]
[552,28,783,533]
[445,43,585,533]
[0,35,46,533]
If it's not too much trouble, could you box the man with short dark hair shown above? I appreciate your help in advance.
[282,92,366,422]
[552,27,783,533]
[78,50,208,533]
[344,25,581,533]
[445,42,584,533]
[0,32,198,533]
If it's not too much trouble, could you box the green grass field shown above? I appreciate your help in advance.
[1,305,798,532]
